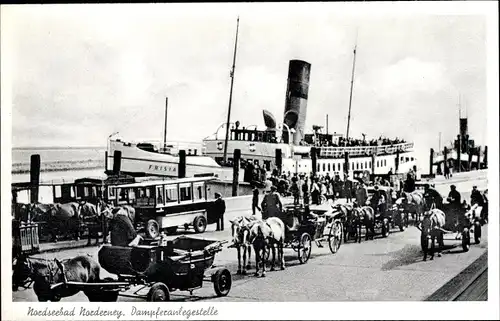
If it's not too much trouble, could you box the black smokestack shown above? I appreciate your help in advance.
[283,60,311,145]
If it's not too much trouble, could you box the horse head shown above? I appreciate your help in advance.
[29,203,55,222]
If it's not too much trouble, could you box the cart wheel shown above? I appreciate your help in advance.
[474,221,481,244]
[193,216,207,233]
[213,268,232,297]
[461,228,470,252]
[147,283,170,302]
[146,220,160,239]
[166,226,178,235]
[328,221,342,254]
[298,233,312,264]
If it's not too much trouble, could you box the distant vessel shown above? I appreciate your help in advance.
[430,107,488,176]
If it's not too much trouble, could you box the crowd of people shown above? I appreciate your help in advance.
[301,135,407,148]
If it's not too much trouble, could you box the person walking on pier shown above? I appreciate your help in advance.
[355,182,368,207]
[214,193,226,231]
[252,186,261,215]
[447,185,461,225]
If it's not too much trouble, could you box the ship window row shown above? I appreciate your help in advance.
[316,158,390,172]
[400,156,414,162]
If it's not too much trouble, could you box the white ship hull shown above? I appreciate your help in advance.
[107,140,244,181]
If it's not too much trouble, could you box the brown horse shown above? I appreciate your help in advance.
[352,206,375,243]
[12,254,101,302]
[396,191,426,224]
[229,215,259,275]
[28,203,81,242]
[418,209,446,261]
[249,217,285,277]
[331,203,355,243]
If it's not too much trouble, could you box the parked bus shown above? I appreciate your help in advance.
[108,176,218,238]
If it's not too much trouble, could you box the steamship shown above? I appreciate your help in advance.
[106,20,418,182]
[430,115,488,175]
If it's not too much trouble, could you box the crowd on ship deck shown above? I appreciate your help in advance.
[308,136,407,148]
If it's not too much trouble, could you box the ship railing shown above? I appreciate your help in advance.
[319,142,413,158]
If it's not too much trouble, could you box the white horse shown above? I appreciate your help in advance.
[229,215,259,275]
[249,217,285,277]
[418,209,446,261]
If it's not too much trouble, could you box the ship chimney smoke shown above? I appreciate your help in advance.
[282,60,311,145]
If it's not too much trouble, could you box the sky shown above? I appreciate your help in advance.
[1,3,491,172]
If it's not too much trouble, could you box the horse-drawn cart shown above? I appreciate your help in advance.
[280,204,343,264]
[49,236,232,301]
[441,202,482,252]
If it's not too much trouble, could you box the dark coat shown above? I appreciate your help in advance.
[213,198,226,217]
[447,190,461,206]
[470,189,484,206]
[110,214,137,247]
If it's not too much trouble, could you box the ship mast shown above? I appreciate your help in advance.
[163,97,168,152]
[223,17,240,163]
[345,35,358,146]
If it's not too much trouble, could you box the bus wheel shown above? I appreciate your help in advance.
[193,216,207,233]
[146,220,160,239]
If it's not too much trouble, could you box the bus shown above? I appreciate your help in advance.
[108,176,218,238]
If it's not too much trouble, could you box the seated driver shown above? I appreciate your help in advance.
[109,209,143,247]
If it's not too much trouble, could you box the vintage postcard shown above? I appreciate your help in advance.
[1,2,498,320]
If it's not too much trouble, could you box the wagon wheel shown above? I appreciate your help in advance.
[328,221,343,254]
[193,216,207,234]
[147,282,170,301]
[146,220,160,239]
[473,221,482,244]
[212,268,232,297]
[461,228,470,252]
[297,233,312,264]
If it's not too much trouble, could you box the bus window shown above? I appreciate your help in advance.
[165,186,178,203]
[157,185,165,205]
[118,188,128,202]
[193,182,205,201]
[179,183,192,202]
[128,189,136,203]
[54,186,62,199]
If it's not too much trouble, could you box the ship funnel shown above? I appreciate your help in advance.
[282,60,311,145]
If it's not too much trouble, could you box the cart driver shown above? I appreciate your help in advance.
[109,208,143,247]
[261,185,283,220]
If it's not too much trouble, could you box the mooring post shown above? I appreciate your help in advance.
[30,154,41,204]
[232,149,241,196]
[429,148,434,176]
[178,150,186,178]
[311,147,317,178]
[443,147,448,175]
[275,148,282,176]
[113,150,122,176]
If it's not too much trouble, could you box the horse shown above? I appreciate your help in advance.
[229,215,259,275]
[351,206,375,243]
[396,191,426,225]
[249,217,285,277]
[331,203,354,243]
[418,209,446,261]
[27,203,81,242]
[12,254,101,302]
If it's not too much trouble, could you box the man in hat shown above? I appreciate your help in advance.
[252,186,261,215]
[447,185,461,222]
[261,185,283,220]
[355,182,368,207]
[109,209,142,247]
[370,185,381,213]
[470,185,484,207]
[214,193,226,231]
